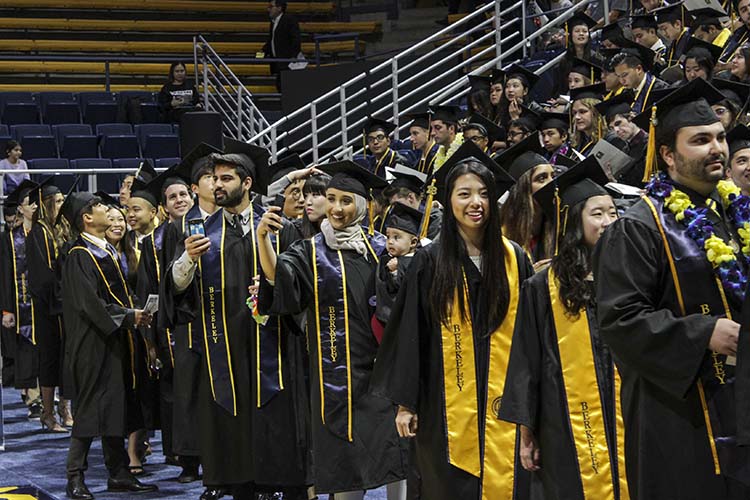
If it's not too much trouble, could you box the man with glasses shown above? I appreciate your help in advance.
[358,117,410,178]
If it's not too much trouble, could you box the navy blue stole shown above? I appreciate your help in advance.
[644,196,743,479]
[147,222,173,367]
[311,230,385,441]
[9,226,33,343]
[631,73,656,115]
[181,205,204,351]
[720,27,749,64]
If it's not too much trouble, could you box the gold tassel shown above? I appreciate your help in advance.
[642,104,658,183]
[554,186,562,256]
[565,22,569,49]
[368,188,375,236]
[419,178,437,240]
[362,131,367,159]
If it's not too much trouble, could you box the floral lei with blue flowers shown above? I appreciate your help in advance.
[646,172,750,304]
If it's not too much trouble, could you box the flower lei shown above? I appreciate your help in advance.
[646,172,750,303]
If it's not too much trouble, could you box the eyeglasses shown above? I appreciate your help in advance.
[366,134,387,143]
[507,131,525,139]
[468,135,487,143]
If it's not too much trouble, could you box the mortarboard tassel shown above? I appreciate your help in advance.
[368,188,375,236]
[553,186,562,256]
[419,178,437,240]
[642,105,658,183]
[362,131,367,159]
[565,22,569,49]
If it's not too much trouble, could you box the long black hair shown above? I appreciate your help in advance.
[167,61,187,83]
[300,172,330,238]
[430,160,510,332]
[550,200,593,317]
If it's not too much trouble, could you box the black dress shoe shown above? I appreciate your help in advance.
[199,487,227,500]
[66,476,94,500]
[176,465,200,483]
[107,477,158,493]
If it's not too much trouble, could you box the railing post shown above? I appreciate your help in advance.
[249,101,255,138]
[202,46,209,109]
[271,126,278,163]
[193,35,200,84]
[104,60,110,91]
[0,175,4,222]
[88,173,97,193]
[237,86,243,141]
[311,102,319,163]
[495,0,503,62]
[603,0,610,25]
[391,58,399,140]
[520,0,526,59]
[339,86,348,154]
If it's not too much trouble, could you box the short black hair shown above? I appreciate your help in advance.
[5,139,19,157]
[463,123,488,138]
[273,0,288,12]
[611,53,642,70]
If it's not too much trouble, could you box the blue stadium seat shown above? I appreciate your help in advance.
[83,103,118,127]
[100,135,140,159]
[11,124,51,141]
[140,103,160,124]
[3,103,40,125]
[96,123,133,138]
[143,134,179,160]
[54,125,98,160]
[21,136,58,160]
[134,124,172,147]
[38,92,76,111]
[73,158,116,192]
[155,157,181,169]
[0,92,35,110]
[45,102,81,125]
[26,159,73,190]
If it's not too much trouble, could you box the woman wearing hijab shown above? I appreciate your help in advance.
[257,160,408,499]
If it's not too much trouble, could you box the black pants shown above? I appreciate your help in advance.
[66,436,130,480]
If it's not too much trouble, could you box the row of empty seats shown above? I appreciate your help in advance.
[1,0,337,15]
[22,157,180,193]
[0,90,163,126]
[4,123,180,161]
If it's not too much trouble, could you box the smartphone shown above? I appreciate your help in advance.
[270,194,286,210]
[188,218,206,237]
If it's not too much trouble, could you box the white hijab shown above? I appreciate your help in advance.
[320,194,369,256]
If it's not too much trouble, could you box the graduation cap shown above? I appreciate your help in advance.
[429,105,461,125]
[385,164,427,194]
[654,1,688,24]
[174,142,224,184]
[570,82,606,102]
[319,160,388,199]
[711,77,750,106]
[55,176,92,228]
[128,177,159,207]
[467,74,492,92]
[134,159,157,183]
[539,111,570,130]
[430,140,516,203]
[566,11,598,31]
[5,179,38,208]
[212,137,271,195]
[684,35,723,61]
[534,156,610,221]
[403,111,431,131]
[503,63,541,90]
[684,0,725,13]
[629,13,658,30]
[94,190,121,208]
[690,7,728,27]
[633,78,725,180]
[599,23,625,43]
[28,176,60,204]
[269,153,305,185]
[569,57,604,82]
[466,113,505,144]
[594,89,635,121]
[554,154,578,170]
[384,201,423,236]
[515,104,542,130]
[493,133,549,180]
[363,117,397,137]
[599,48,623,71]
[728,124,750,157]
[617,39,657,72]
[490,68,505,85]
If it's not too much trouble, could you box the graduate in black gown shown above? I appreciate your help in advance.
[594,78,750,499]
[371,141,533,500]
[0,180,42,418]
[60,191,157,499]
[357,117,411,178]
[163,139,310,500]
[26,179,70,433]
[257,160,408,499]
[500,157,628,500]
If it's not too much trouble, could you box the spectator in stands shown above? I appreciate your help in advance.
[1,140,30,196]
[262,0,302,87]
[119,175,134,207]
[157,62,200,124]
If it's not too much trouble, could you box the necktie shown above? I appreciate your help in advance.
[233,213,244,235]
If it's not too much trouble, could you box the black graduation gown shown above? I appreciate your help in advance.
[259,234,408,494]
[162,209,310,488]
[26,223,64,388]
[374,254,413,324]
[593,194,750,500]
[62,236,137,438]
[0,228,16,383]
[370,243,533,500]
[0,226,38,389]
[500,269,622,500]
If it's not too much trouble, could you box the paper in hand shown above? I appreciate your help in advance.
[143,294,159,314]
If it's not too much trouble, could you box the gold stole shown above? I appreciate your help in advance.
[440,237,519,500]
[548,269,628,499]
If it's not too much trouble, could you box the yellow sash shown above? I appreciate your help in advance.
[549,269,628,500]
[441,237,519,500]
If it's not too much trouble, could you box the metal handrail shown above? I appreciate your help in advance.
[193,35,272,145]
